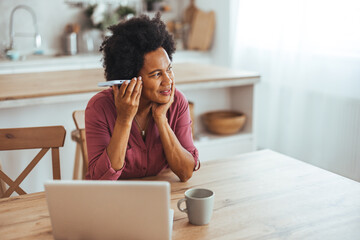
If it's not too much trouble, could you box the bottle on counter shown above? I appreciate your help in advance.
[64,24,80,55]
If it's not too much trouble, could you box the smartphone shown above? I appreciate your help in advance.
[97,80,129,87]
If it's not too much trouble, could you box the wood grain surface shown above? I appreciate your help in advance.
[1,150,359,239]
[0,63,260,101]
[0,126,66,150]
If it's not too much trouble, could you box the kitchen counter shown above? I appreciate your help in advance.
[0,63,259,107]
[0,51,212,74]
[0,54,103,74]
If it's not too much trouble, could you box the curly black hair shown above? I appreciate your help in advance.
[100,13,176,81]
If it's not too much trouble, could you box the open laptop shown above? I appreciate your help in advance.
[45,180,173,240]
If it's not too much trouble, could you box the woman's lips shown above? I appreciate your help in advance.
[160,89,171,96]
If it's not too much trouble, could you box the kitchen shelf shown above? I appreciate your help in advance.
[177,73,259,161]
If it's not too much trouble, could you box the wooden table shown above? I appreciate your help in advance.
[1,150,359,240]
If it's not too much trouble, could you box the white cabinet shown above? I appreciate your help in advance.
[175,66,260,162]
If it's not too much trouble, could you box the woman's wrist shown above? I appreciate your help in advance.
[153,115,167,125]
[115,115,133,126]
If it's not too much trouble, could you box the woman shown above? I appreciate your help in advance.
[85,14,199,182]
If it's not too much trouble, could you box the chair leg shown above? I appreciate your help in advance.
[51,148,61,180]
[80,156,85,180]
[0,181,5,198]
[73,143,82,180]
[0,163,6,198]
[81,155,87,180]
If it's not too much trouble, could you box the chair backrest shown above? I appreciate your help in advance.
[0,126,66,198]
[72,110,88,179]
[73,110,85,129]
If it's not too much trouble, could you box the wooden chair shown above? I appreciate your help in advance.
[71,110,88,179]
[0,126,66,198]
[0,164,6,197]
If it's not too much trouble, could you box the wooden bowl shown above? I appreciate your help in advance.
[201,110,246,135]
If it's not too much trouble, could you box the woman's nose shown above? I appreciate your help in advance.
[162,72,173,85]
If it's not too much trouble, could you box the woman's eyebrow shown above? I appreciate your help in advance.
[148,63,172,75]
[148,69,161,75]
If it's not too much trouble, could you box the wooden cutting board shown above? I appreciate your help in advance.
[187,9,215,51]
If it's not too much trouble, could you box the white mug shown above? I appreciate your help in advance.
[177,188,215,225]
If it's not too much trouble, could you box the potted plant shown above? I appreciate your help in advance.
[116,5,136,20]
[84,4,136,36]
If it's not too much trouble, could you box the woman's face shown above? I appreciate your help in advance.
[138,47,174,104]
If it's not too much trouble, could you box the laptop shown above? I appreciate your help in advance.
[45,180,173,240]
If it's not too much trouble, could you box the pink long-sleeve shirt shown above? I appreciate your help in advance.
[85,88,199,180]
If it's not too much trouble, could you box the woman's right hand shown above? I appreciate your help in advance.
[112,76,142,123]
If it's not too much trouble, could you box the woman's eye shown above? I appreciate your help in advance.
[167,66,173,72]
[151,72,161,78]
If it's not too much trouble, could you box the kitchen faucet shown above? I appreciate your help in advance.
[9,5,42,53]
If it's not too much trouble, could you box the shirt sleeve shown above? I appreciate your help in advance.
[172,90,200,171]
[85,97,124,180]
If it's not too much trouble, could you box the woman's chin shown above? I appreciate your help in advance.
[154,96,171,104]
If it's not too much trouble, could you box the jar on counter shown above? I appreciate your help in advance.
[64,24,79,55]
[64,32,77,55]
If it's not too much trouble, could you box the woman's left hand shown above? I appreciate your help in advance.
[151,81,175,122]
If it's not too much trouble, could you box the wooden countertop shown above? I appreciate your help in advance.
[1,150,360,239]
[0,63,260,101]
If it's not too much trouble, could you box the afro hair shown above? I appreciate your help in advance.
[100,13,176,81]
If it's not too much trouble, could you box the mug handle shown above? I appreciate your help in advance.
[177,198,187,213]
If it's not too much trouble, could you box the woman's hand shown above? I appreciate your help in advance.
[151,81,175,122]
[112,77,142,123]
